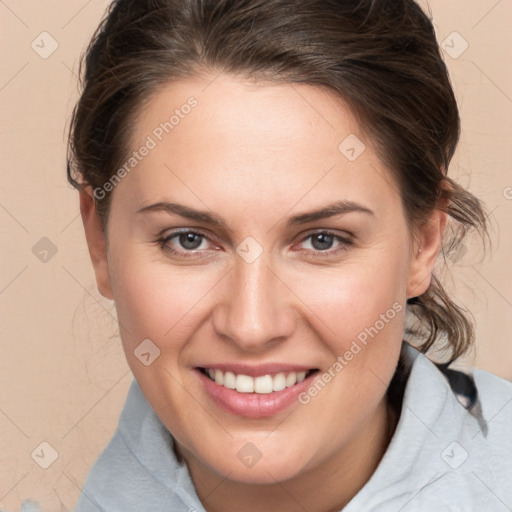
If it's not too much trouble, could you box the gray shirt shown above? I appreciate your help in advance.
[73,343,512,511]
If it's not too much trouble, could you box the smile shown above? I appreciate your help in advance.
[196,366,320,418]
[199,368,316,394]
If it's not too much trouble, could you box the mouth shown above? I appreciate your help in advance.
[197,367,319,394]
[195,366,320,419]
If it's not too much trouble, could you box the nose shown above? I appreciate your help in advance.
[212,254,297,352]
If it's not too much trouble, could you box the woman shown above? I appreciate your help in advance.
[66,0,512,510]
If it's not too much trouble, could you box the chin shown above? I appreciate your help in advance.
[216,459,305,485]
[193,438,313,485]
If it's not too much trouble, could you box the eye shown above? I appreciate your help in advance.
[174,231,205,250]
[296,230,353,259]
[157,229,214,259]
[155,228,353,261]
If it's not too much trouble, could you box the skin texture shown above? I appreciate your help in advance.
[80,73,446,512]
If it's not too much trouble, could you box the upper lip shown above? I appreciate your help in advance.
[196,363,317,377]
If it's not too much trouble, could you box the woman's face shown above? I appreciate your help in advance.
[83,73,441,485]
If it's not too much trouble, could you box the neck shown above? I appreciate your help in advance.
[177,396,398,512]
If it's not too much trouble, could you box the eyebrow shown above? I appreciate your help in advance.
[136,200,374,228]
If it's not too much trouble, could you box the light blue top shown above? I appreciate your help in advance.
[66,343,512,511]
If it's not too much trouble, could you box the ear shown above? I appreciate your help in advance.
[406,207,448,299]
[79,186,114,300]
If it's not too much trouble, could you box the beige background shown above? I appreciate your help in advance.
[0,1,511,510]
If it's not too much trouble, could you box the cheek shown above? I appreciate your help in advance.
[109,252,219,352]
[290,249,409,455]
[291,242,410,350]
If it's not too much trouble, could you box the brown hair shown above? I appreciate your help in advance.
[67,0,488,363]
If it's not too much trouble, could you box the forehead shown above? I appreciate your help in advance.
[134,73,361,156]
[116,73,402,223]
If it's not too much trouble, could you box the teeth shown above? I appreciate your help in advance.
[272,373,286,392]
[204,368,312,394]
[286,373,297,387]
[254,375,273,394]
[223,371,236,389]
[236,374,254,393]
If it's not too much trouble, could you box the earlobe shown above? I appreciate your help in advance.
[79,186,114,300]
[406,209,447,299]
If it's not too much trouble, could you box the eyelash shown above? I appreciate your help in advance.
[156,229,353,260]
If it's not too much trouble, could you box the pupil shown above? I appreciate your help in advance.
[180,232,202,250]
[312,233,333,251]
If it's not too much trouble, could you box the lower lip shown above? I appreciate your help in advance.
[195,369,317,419]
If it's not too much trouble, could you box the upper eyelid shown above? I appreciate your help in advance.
[162,229,214,247]
[298,229,353,241]
[162,228,210,240]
